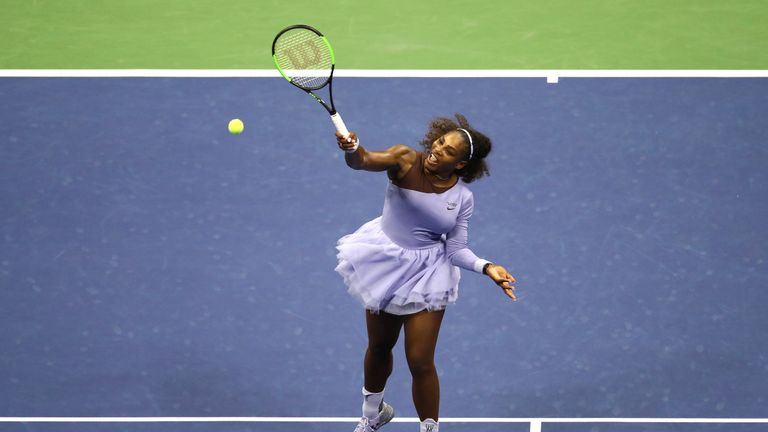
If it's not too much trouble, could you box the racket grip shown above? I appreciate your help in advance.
[330,112,349,137]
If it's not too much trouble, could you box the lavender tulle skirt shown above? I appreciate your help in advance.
[335,217,460,315]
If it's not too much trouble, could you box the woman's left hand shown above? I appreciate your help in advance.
[486,264,517,301]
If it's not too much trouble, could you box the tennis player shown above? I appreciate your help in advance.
[335,114,516,432]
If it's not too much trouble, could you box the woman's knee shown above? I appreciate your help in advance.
[406,350,436,376]
[367,342,395,359]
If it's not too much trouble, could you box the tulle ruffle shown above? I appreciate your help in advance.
[335,217,460,315]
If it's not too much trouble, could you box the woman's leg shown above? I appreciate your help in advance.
[364,309,404,393]
[403,309,445,422]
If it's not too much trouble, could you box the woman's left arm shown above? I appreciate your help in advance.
[445,193,517,301]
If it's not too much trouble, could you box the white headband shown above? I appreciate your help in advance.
[457,128,474,160]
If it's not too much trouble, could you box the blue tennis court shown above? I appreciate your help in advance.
[0,77,766,431]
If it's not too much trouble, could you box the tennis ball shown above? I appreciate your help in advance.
[228,118,244,134]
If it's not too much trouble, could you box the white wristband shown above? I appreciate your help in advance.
[473,259,492,274]
[344,139,360,153]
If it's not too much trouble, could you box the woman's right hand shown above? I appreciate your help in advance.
[336,131,359,152]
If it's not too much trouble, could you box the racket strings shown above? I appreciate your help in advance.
[274,29,333,90]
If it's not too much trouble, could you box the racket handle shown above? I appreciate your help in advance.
[330,112,349,137]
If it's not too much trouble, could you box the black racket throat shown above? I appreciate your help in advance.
[295,65,337,115]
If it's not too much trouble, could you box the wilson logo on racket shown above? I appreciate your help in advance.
[285,41,323,69]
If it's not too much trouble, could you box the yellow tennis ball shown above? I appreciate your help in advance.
[228,118,244,134]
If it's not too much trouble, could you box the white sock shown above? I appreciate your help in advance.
[362,387,385,420]
[420,418,439,432]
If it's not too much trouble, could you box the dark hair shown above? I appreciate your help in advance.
[419,113,491,183]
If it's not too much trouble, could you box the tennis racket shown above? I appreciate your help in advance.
[272,24,349,137]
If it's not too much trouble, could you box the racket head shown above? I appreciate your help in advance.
[272,24,336,91]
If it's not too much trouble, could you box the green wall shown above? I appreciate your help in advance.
[1,0,766,69]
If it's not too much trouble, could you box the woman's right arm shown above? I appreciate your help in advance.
[336,131,415,174]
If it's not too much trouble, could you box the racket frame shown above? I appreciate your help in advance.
[271,24,342,118]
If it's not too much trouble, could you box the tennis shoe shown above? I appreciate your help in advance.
[354,401,395,432]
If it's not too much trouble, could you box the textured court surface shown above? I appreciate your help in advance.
[2,2,768,430]
[0,77,767,431]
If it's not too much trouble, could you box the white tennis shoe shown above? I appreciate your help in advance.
[354,401,395,432]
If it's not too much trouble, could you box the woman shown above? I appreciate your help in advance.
[335,114,516,432]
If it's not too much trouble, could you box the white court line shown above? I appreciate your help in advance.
[1,417,767,423]
[0,67,765,427]
[0,69,767,78]
[1,68,764,430]
[3,416,766,432]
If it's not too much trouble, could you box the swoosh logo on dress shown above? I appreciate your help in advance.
[447,202,458,210]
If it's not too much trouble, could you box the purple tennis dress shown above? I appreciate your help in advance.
[335,151,489,315]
